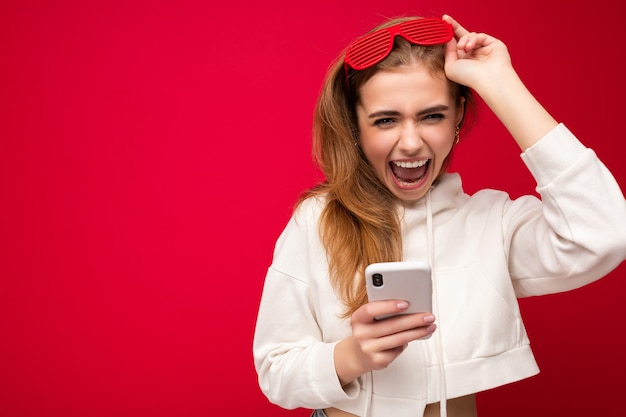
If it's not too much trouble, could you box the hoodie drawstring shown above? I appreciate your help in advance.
[362,371,373,417]
[426,190,448,417]
[361,190,447,417]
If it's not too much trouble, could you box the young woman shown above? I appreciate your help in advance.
[253,14,626,417]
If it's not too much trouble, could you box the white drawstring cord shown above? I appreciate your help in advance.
[362,371,373,417]
[361,191,446,417]
[426,190,448,417]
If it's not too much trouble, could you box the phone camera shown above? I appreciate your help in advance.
[372,273,383,287]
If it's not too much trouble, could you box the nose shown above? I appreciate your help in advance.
[397,123,424,154]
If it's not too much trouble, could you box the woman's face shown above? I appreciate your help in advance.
[356,64,462,202]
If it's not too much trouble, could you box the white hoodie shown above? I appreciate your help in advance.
[253,124,626,417]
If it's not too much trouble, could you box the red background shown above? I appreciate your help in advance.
[1,1,625,416]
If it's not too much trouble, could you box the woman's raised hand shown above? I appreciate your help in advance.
[442,14,513,91]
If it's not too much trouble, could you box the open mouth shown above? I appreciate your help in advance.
[390,159,430,186]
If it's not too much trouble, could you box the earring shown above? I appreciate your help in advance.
[454,126,461,145]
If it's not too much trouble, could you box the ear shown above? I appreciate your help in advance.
[351,124,360,141]
[455,96,466,127]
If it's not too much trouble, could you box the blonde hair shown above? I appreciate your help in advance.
[299,17,474,318]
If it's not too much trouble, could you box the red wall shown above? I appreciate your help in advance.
[1,1,625,416]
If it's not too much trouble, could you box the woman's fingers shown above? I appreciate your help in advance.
[353,318,437,370]
[442,14,469,39]
[443,15,492,55]
[352,303,437,341]
[352,299,409,324]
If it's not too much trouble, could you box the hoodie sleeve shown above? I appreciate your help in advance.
[504,123,626,297]
[252,199,360,409]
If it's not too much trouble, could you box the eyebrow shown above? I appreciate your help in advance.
[368,105,450,119]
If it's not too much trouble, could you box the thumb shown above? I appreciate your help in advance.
[444,36,459,68]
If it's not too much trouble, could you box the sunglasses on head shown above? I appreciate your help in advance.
[344,18,454,72]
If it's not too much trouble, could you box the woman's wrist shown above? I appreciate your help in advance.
[334,336,366,386]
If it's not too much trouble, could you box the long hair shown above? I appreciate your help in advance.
[299,17,475,318]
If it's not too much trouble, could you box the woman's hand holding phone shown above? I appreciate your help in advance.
[334,260,437,386]
[334,302,436,385]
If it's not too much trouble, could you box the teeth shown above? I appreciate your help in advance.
[393,160,428,168]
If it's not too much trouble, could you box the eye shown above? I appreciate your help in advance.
[373,117,396,127]
[424,113,445,122]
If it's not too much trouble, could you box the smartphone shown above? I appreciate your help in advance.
[365,261,432,321]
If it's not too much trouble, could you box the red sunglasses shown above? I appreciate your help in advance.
[344,18,454,72]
